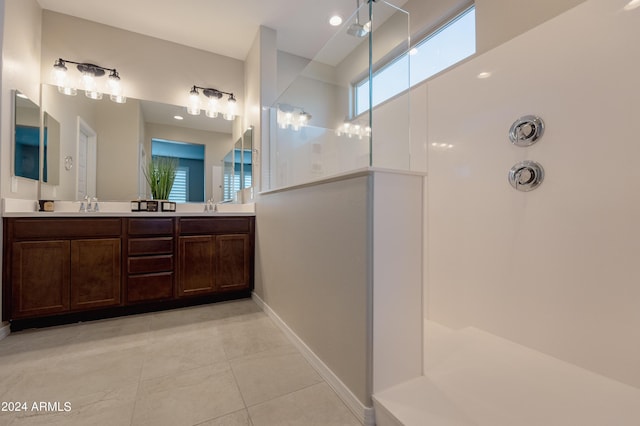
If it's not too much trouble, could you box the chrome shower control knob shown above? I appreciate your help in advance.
[508,161,544,191]
[509,115,544,146]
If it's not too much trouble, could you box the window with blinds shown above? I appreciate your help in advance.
[169,167,189,202]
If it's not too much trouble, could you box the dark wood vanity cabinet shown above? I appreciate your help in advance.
[177,217,254,297]
[3,215,254,327]
[4,219,122,319]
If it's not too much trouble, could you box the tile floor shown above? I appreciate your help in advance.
[0,299,362,426]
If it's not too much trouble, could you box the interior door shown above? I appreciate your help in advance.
[77,118,97,200]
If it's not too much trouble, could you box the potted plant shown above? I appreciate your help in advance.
[143,156,178,201]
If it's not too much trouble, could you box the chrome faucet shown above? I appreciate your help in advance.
[79,195,89,212]
[79,195,99,212]
[204,199,215,212]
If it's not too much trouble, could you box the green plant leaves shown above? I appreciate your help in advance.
[143,156,178,200]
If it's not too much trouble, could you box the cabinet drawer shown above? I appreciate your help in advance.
[11,218,121,239]
[127,273,173,303]
[127,218,174,236]
[128,255,173,274]
[179,217,251,235]
[128,237,173,255]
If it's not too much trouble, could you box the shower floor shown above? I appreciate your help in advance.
[373,321,640,426]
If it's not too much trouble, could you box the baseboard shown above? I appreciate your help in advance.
[0,322,10,341]
[252,292,375,426]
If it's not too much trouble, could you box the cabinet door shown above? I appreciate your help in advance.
[216,234,251,291]
[178,235,216,296]
[11,241,70,318]
[70,239,121,310]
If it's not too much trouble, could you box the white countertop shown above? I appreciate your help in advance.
[2,198,255,217]
[2,211,255,218]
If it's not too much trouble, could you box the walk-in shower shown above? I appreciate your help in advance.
[265,0,411,191]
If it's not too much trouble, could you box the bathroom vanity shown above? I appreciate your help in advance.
[2,214,254,330]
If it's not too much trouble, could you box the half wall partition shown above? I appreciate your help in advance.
[255,3,424,425]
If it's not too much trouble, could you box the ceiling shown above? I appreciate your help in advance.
[35,0,408,134]
[36,0,379,61]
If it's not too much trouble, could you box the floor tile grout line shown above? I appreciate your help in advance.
[243,380,328,410]
[228,356,251,411]
[129,341,148,426]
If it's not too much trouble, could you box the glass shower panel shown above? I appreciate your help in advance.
[267,1,410,190]
[369,1,411,170]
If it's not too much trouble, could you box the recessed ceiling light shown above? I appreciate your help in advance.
[477,71,492,79]
[174,115,184,120]
[329,15,343,26]
[624,0,640,10]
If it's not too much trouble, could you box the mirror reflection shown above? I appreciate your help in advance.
[40,83,241,202]
[222,127,252,201]
[151,139,205,202]
[43,112,61,184]
[13,91,40,181]
[242,127,253,189]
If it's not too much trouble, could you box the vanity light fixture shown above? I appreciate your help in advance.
[335,120,371,139]
[276,104,312,131]
[53,58,126,103]
[187,85,237,121]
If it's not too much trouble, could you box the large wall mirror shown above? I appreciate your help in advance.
[13,90,40,181]
[40,83,242,202]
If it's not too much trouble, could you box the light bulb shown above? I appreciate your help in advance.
[224,95,237,121]
[206,96,219,118]
[81,73,102,100]
[187,87,200,115]
[53,67,67,86]
[58,85,77,96]
[108,71,126,103]
[52,60,76,96]
[298,112,311,127]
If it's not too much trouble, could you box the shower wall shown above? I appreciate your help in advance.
[426,0,640,389]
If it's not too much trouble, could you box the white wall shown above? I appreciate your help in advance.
[1,0,41,200]
[256,175,371,405]
[0,0,42,328]
[372,172,424,393]
[474,0,585,54]
[426,0,640,389]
